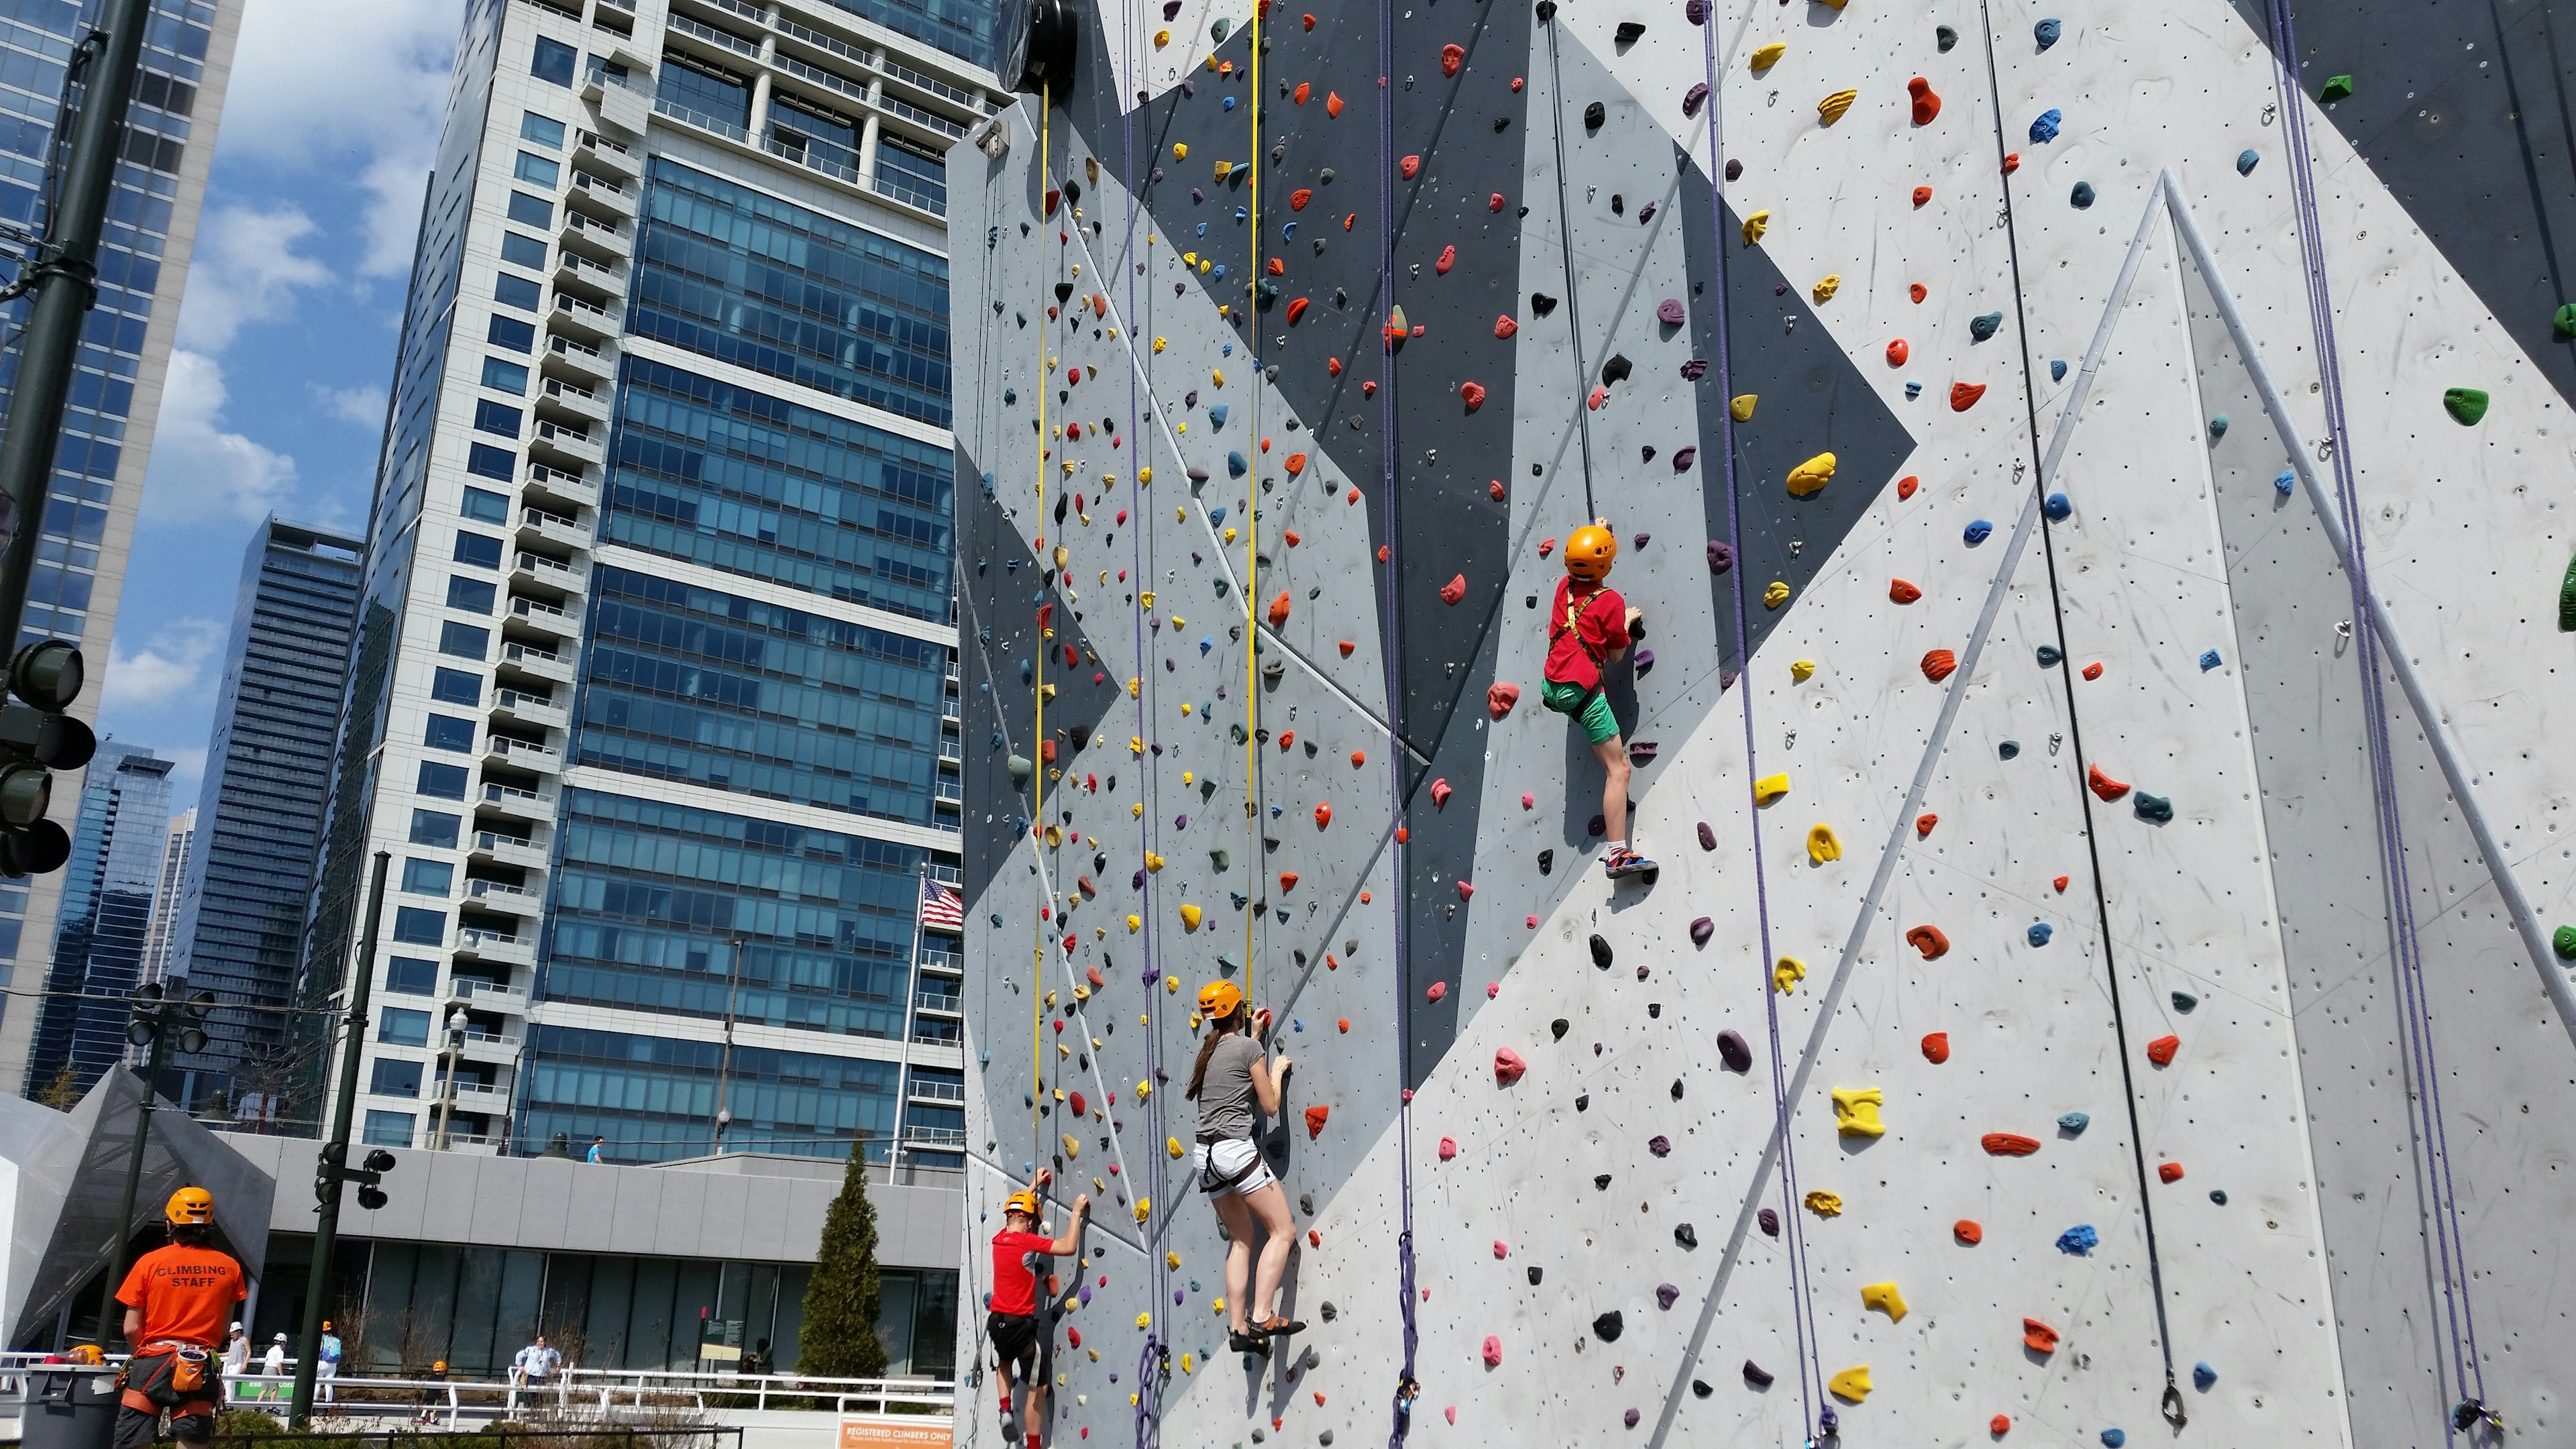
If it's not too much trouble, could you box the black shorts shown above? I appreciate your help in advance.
[988,1310,1053,1382]
[116,1405,211,1449]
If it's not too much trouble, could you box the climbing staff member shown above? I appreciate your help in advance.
[113,1186,246,1449]
[1543,522,1653,878]
[1186,980,1305,1356]
[989,1170,1088,1449]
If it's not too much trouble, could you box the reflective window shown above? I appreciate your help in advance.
[494,272,541,311]
[453,531,504,569]
[415,767,469,803]
[424,714,476,753]
[431,667,483,705]
[402,858,454,896]
[391,908,445,947]
[498,232,547,270]
[523,1022,900,1162]
[531,36,577,87]
[462,487,511,524]
[378,1007,432,1045]
[386,956,440,996]
[512,152,561,189]
[466,443,515,480]
[488,314,537,352]
[447,576,497,614]
[504,191,552,230]
[473,399,523,439]
[521,112,566,149]
[372,1059,423,1097]
[363,1110,416,1146]
[437,621,489,660]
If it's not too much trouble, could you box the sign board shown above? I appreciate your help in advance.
[837,1420,950,1449]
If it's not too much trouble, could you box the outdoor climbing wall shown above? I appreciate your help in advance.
[949,0,2576,1443]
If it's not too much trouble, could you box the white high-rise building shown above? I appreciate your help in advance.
[301,0,985,1167]
[140,806,195,986]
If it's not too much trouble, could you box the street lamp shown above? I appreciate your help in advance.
[431,1008,468,1150]
[94,983,213,1340]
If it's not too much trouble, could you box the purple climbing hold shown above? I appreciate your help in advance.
[1716,1029,1752,1073]
[1637,201,1656,223]
[1707,541,1735,574]
[1679,358,1709,380]
[1623,1410,1640,1429]
[1689,916,1714,946]
[1682,83,1709,118]
[1672,445,1697,471]
[1132,869,1146,888]
[1648,1134,1671,1157]
[1743,1360,1774,1387]
[1633,649,1656,673]
[1657,298,1687,326]
[1723,158,1742,181]
[1686,0,1706,21]
[1656,1283,1680,1309]
[1697,820,1717,851]
[1757,1207,1778,1236]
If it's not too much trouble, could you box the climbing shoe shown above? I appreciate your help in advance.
[1253,1313,1307,1338]
[997,1397,1018,1440]
[1604,848,1656,879]
[1229,1328,1272,1356]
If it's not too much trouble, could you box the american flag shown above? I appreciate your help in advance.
[920,878,965,934]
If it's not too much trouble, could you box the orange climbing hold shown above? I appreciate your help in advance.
[2158,1161,2185,1183]
[1304,1104,1330,1138]
[1905,924,1949,959]
[1495,314,1519,339]
[1303,11,1315,27]
[1349,750,1365,767]
[1951,382,1987,411]
[1314,802,1333,828]
[1279,871,1299,892]
[1889,578,1923,604]
[1912,185,1932,207]
[2002,151,2021,173]
[1440,574,1466,604]
[1401,154,1421,179]
[1992,1416,2011,1436]
[1897,475,1919,499]
[1287,297,1310,325]
[1921,649,1958,682]
[1908,76,1941,124]
[1915,813,1937,836]
[2082,661,2103,680]
[1284,452,1308,476]
[1440,42,1464,76]
[1337,1018,1350,1032]
[1285,529,1304,547]
[1294,83,1310,105]
[1268,592,1291,627]
[1887,338,1909,366]
[1981,1132,2042,1156]
[1910,282,1928,303]
[2052,875,2068,893]
[2087,763,2130,801]
[2147,1034,2180,1066]
[1326,91,1344,117]
[1460,380,1487,411]
[1328,357,1344,376]
[1921,1031,1950,1063]
[2022,1319,2059,1354]
[1955,1220,1984,1244]
[1291,187,1312,211]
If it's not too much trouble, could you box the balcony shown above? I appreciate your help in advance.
[559,207,629,268]
[916,947,961,977]
[484,733,562,775]
[490,685,569,731]
[545,332,614,385]
[910,1020,962,1047]
[530,417,603,470]
[537,374,610,426]
[665,12,763,63]
[466,875,543,912]
[550,288,619,343]
[570,166,639,217]
[448,975,532,1012]
[454,1028,524,1065]
[519,504,592,551]
[512,549,588,600]
[500,639,575,686]
[438,1079,515,1114]
[581,64,651,136]
[470,829,548,871]
[574,127,641,180]
[907,1077,965,1104]
[505,596,579,647]
[456,926,537,967]
[900,1124,967,1150]
[525,463,599,516]
[913,985,962,1017]
[553,248,627,299]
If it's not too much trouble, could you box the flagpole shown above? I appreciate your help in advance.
[892,860,930,1173]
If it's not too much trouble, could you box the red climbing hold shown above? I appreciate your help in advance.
[1955,1220,1984,1245]
[1326,91,1344,117]
[1886,339,1909,366]
[1921,1031,1951,1064]
[2002,151,2021,173]
[1494,1047,1526,1085]
[1912,184,1933,207]
[1492,1240,1508,1258]
[1439,1136,1458,1160]
[2087,763,2130,802]
[2158,1161,2185,1183]
[1441,574,1466,604]
[1287,297,1310,325]
[1268,592,1292,627]
[1401,154,1421,179]
[1328,357,1344,376]
[1981,1132,2042,1156]
[1305,1104,1330,1138]
[1908,76,1941,124]
[1430,778,1453,808]
[1338,639,1356,657]
[1436,245,1456,274]
[1488,479,1505,500]
[1911,282,1928,303]
[1915,813,1937,837]
[2082,661,2103,680]
[1889,578,1923,604]
[1291,188,1312,211]
[1587,385,1608,410]
[1069,1089,1087,1116]
[1460,380,1487,411]
[1427,981,1447,1002]
[2147,1034,2181,1066]
[1481,1336,1502,1368]
[1303,11,1315,28]
[1897,474,1919,499]
[2051,875,2068,893]
[1285,452,1309,476]
[1490,192,1507,212]
[1487,682,1520,717]
[1951,382,1988,411]
[1905,924,1950,959]
[1992,1415,2011,1436]
[1921,649,1958,682]
[1279,871,1299,892]
[2022,1319,2059,1354]
[1440,42,1464,76]
[1315,802,1333,828]
[1293,83,1310,105]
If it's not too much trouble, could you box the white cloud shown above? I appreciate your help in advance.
[221,0,460,277]
[174,205,334,352]
[101,619,226,714]
[311,382,388,427]
[139,351,298,524]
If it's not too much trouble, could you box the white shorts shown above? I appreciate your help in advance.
[1193,1138,1274,1198]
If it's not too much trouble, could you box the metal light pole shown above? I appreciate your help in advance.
[431,1006,466,1150]
[292,852,391,1426]
[712,936,743,1154]
[0,0,152,648]
[91,985,211,1343]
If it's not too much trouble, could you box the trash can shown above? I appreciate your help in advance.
[21,1362,119,1449]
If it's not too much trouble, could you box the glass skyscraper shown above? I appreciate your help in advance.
[23,741,174,1100]
[301,0,979,1165]
[162,518,363,1116]
[0,0,241,1093]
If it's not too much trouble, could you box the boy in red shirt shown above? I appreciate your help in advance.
[1544,523,1653,878]
[989,1173,1088,1449]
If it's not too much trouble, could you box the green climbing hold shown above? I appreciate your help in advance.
[2559,555,2576,631]
[2444,387,2489,425]
[2134,792,2174,823]
[2317,74,2353,103]
[1210,15,1232,41]
[1008,754,1034,783]
[2555,303,2576,339]
[2555,925,2576,960]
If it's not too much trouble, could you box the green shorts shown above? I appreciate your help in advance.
[1542,679,1621,747]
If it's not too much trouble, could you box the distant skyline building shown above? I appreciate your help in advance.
[0,1,246,1092]
[299,0,983,1163]
[163,518,365,1116]
[23,743,174,1101]
[139,807,194,985]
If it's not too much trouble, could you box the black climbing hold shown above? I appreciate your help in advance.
[1936,23,1957,50]
[1669,1079,1684,1101]
[1583,101,1605,131]
[1576,1095,1591,1112]
[1758,1207,1778,1236]
[1716,1030,1751,1073]
[1647,1003,1662,1019]
[2037,644,2063,666]
[1743,1360,1774,1387]
[1673,1223,1697,1249]
[2209,1189,2228,1205]
[1614,20,1644,44]
[1593,1311,1624,1343]
[1601,354,1632,385]
[1590,934,1613,969]
[2171,990,2198,1013]
[1723,158,1741,181]
[1538,849,1555,875]
[1527,1267,1544,1285]
[1594,1173,1612,1189]
[1530,292,1558,316]
[1999,739,2021,759]
[1551,1018,1569,1040]
[1320,1301,1338,1321]
[1690,1381,1713,1399]
[1534,0,1555,17]
[1055,282,1075,303]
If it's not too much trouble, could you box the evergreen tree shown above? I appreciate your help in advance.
[798,1143,889,1377]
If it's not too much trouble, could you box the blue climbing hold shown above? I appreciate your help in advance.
[2045,492,2072,520]
[1208,506,1228,527]
[1970,311,2003,341]
[1198,639,1213,655]
[2051,359,2068,382]
[2070,181,2095,208]
[2199,649,2223,671]
[2274,468,2296,495]
[2057,1111,2090,1134]
[2034,17,2061,47]
[1964,519,1995,545]
[1208,402,1229,427]
[2210,1189,2228,1205]
[1223,95,1235,109]
[2208,413,2229,439]
[1999,739,2021,759]
[2193,1362,2217,1391]
[1020,659,1034,682]
[2030,107,2063,144]
[1904,381,1923,398]
[1227,450,1248,476]
[2135,792,2174,823]
[2028,922,2053,947]
[1234,206,1248,221]
[2055,1223,2099,1255]
[1283,221,1297,239]
[2102,1432,2127,1448]
[2237,148,2259,175]
[1195,221,1208,236]
[2037,644,2063,666]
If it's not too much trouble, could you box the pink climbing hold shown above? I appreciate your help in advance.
[1431,778,1454,808]
[1444,1408,1457,1426]
[1656,299,1686,326]
[1440,42,1464,76]
[1439,1136,1458,1159]
[1490,193,1506,212]
[1436,245,1456,274]
[1493,1240,1509,1258]
[1460,380,1487,411]
[1401,154,1421,179]
[1487,682,1521,717]
[1456,879,1474,901]
[1440,574,1466,604]
[1481,1336,1502,1368]
[1495,313,1519,339]
[1494,1047,1526,1085]
[1587,385,1608,410]
[1487,981,1499,998]
[1427,981,1448,1002]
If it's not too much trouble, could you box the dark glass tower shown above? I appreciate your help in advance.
[23,743,174,1099]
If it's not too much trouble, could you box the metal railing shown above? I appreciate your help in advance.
[667,12,763,61]
[907,1077,964,1102]
[653,97,750,144]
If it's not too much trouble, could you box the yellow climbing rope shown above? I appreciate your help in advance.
[1033,83,1051,1165]
[1242,3,1263,1007]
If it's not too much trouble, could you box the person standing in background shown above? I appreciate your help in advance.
[221,1324,248,1401]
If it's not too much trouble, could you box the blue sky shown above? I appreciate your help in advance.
[92,0,464,802]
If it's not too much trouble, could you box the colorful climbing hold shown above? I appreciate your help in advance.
[1921,1031,1950,1063]
[1951,382,1987,411]
[1773,955,1807,993]
[1807,824,1843,863]
[1921,649,1958,682]
[2135,792,2174,822]
[1970,311,2003,341]
[1804,1189,1841,1217]
[1717,1030,1752,1073]
[2027,922,2053,947]
[1493,1048,1526,1086]
[2147,1034,2180,1066]
[1964,519,1994,543]
[2070,181,2096,207]
[1729,393,1758,421]
[1908,76,1940,125]
[1741,210,1768,246]
[1762,580,1790,608]
[2034,17,2061,47]
[1749,40,1784,70]
[1887,338,1909,366]
[1179,902,1203,930]
[1906,924,1949,959]
[1304,1104,1330,1138]
[1859,1282,1908,1322]
[2023,1318,2059,1354]
[2055,1224,2098,1255]
[1754,773,1790,805]
[1827,1366,1872,1403]
[1818,89,1856,125]
[1915,813,1937,837]
[1982,1132,2041,1156]
[2317,74,2353,103]
[1888,578,1922,604]
[2088,764,2130,801]
[1955,1220,1983,1244]
[1811,274,1840,304]
[1830,1086,1886,1138]
[2444,387,2490,425]
[2029,107,2063,143]
[2158,1161,2185,1183]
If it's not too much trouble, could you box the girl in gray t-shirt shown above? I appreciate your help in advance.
[1187,979,1305,1355]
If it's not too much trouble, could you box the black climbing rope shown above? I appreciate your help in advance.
[1536,1,1601,520]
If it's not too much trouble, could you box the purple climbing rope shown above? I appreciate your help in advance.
[2263,2,2487,1432]
[1375,1,1421,1441]
[1692,16,1823,1442]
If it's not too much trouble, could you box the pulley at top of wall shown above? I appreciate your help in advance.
[1007,0,1079,96]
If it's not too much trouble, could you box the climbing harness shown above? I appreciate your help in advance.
[1974,2,2184,1426]
[2265,1,2488,1436]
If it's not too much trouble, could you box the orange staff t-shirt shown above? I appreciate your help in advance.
[116,1243,246,1349]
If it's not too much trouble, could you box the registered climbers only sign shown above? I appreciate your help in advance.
[836,1420,949,1449]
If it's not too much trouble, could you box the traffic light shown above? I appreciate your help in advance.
[356,1150,395,1211]
[315,1140,396,1210]
[0,639,90,877]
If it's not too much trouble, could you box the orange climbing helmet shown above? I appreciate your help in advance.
[1564,525,1617,580]
[1197,980,1244,1020]
[1004,1189,1041,1218]
[164,1187,213,1226]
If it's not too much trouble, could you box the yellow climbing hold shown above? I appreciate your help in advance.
[1828,1366,1872,1403]
[1212,368,1225,387]
[1132,1197,1151,1222]
[1179,902,1203,930]
[1729,394,1758,422]
[1145,852,1165,871]
[1053,545,1070,570]
[1214,160,1233,182]
[1860,1282,1908,1322]
[1790,659,1816,682]
[1136,1081,1152,1099]
[1754,773,1790,805]
[1811,274,1840,304]
[1830,1085,1886,1138]
[1773,955,1808,993]
[1741,209,1769,246]
[1167,1251,1182,1269]
[1152,336,1167,354]
[1763,580,1791,608]
[1130,803,1144,819]
[1126,914,1142,932]
[1173,142,1189,161]
[1136,1313,1152,1330]
[1818,89,1857,124]
[1750,40,1785,70]
[1786,451,1837,496]
[1154,27,1169,45]
[1807,824,1842,863]
[1166,975,1180,993]
[1062,1133,1081,1159]
[1804,1189,1843,1217]
[1169,1136,1186,1158]
[1181,1354,1195,1375]
[1138,466,1153,484]
[1182,251,1199,268]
